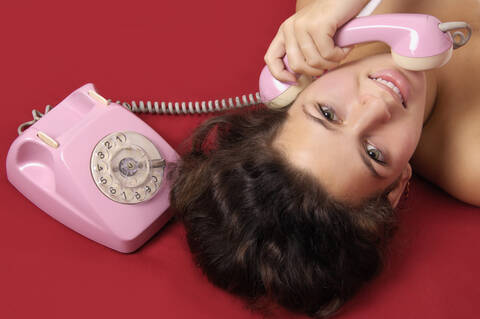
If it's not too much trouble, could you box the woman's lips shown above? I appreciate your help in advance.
[369,69,411,107]
[371,78,405,108]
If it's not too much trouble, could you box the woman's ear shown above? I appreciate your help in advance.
[388,163,412,208]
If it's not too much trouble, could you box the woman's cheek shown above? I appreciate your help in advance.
[404,129,422,159]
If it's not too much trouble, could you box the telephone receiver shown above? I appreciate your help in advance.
[259,13,472,108]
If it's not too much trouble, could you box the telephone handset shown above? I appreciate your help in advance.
[259,14,472,109]
[6,84,179,253]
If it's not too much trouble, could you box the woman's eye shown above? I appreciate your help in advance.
[366,144,385,163]
[319,105,339,122]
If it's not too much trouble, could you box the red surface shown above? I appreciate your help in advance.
[1,1,479,318]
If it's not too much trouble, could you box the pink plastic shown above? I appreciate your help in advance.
[259,13,454,106]
[6,83,179,253]
[259,56,301,104]
[334,14,453,57]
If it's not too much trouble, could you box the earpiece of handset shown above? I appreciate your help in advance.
[260,13,467,109]
[259,56,316,109]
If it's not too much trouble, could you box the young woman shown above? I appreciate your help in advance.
[266,0,480,206]
[170,0,479,317]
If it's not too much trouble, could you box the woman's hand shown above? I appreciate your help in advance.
[264,0,370,82]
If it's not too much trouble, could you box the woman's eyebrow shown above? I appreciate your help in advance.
[302,104,382,179]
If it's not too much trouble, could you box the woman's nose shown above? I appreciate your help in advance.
[350,94,392,133]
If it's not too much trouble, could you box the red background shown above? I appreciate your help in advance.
[1,1,479,318]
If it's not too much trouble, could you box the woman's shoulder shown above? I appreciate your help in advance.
[411,28,480,206]
[374,0,480,32]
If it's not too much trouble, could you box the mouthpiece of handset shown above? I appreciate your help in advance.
[391,49,453,71]
[391,21,472,71]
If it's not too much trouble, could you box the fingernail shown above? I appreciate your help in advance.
[286,78,297,84]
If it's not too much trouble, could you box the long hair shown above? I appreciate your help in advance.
[169,106,397,318]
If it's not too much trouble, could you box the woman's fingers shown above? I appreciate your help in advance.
[264,18,355,82]
[264,28,297,83]
[283,20,328,76]
[311,31,350,63]
[295,29,340,70]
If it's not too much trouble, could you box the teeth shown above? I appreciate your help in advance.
[371,77,404,104]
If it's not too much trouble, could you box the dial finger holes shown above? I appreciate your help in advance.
[90,131,165,204]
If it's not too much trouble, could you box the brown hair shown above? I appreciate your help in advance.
[169,106,397,318]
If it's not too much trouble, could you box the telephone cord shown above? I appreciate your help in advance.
[110,91,262,115]
[17,91,262,135]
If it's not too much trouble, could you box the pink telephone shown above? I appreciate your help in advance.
[6,84,179,253]
[259,13,472,108]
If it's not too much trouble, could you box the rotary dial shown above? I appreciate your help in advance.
[90,131,165,204]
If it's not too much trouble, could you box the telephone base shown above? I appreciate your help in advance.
[6,83,179,253]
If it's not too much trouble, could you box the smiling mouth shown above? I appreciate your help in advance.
[368,75,406,108]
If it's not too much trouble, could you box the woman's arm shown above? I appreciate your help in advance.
[265,0,374,82]
[296,0,315,11]
[296,0,371,13]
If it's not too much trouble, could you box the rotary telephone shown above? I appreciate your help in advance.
[7,84,178,253]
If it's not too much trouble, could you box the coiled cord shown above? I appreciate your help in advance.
[110,91,262,115]
[438,21,472,49]
[17,105,52,135]
[17,92,262,134]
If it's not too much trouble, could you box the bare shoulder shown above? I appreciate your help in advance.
[411,29,480,206]
[374,0,480,32]
[412,112,480,207]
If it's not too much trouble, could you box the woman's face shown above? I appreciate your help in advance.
[273,53,430,205]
